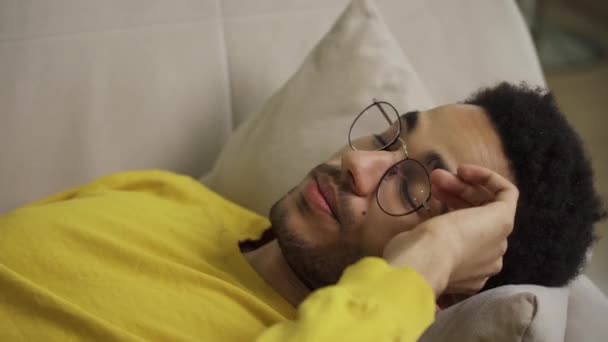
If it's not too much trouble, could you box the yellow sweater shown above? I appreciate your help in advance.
[0,171,434,341]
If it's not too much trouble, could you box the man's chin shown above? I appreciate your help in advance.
[269,183,365,290]
[272,214,363,290]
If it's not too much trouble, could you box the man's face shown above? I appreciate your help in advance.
[270,104,512,290]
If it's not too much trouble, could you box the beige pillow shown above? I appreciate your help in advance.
[201,0,434,216]
[420,284,569,342]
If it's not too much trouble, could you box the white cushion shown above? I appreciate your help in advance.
[565,275,608,342]
[203,0,434,216]
[0,0,232,213]
[222,0,546,127]
[372,0,546,102]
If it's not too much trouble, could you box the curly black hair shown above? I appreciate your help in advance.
[464,82,607,290]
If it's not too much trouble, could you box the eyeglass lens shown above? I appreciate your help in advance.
[348,101,430,215]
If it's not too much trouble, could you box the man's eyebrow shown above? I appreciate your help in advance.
[400,111,419,133]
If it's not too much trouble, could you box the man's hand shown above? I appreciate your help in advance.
[383,164,518,296]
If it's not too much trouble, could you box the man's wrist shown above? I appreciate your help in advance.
[384,226,454,296]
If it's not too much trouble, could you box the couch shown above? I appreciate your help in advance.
[1,0,606,340]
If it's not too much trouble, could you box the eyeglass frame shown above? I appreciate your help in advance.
[347,100,432,217]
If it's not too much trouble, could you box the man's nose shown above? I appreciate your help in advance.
[340,150,401,197]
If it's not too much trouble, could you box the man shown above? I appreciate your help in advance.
[246,82,606,305]
[0,83,604,341]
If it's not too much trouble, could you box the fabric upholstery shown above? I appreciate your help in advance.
[0,0,232,214]
[565,275,608,342]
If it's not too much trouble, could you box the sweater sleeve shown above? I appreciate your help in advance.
[256,257,435,342]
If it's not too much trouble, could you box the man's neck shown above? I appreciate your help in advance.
[243,239,311,307]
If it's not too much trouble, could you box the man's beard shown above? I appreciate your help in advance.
[269,165,365,291]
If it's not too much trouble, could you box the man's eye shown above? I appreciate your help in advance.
[373,134,387,149]
[384,167,398,178]
[374,134,400,151]
[400,178,417,208]
[428,157,443,173]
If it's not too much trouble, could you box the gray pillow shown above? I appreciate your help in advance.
[420,284,569,342]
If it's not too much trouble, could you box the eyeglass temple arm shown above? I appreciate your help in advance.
[372,99,409,158]
[373,98,393,125]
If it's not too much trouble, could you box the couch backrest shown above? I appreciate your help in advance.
[0,0,544,214]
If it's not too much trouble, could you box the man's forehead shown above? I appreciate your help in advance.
[397,104,486,130]
[407,103,514,181]
[412,104,498,136]
[427,104,487,119]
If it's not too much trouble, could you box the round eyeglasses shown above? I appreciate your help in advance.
[348,100,431,216]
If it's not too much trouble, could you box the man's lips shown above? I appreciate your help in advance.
[315,173,339,221]
[302,174,339,222]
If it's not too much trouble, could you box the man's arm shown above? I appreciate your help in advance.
[257,257,436,342]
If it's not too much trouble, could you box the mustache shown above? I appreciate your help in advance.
[309,163,349,192]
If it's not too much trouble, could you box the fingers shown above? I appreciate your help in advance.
[457,164,519,207]
[423,164,517,298]
[432,186,470,210]
[430,169,493,209]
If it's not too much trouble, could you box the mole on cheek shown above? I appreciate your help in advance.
[361,210,367,216]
